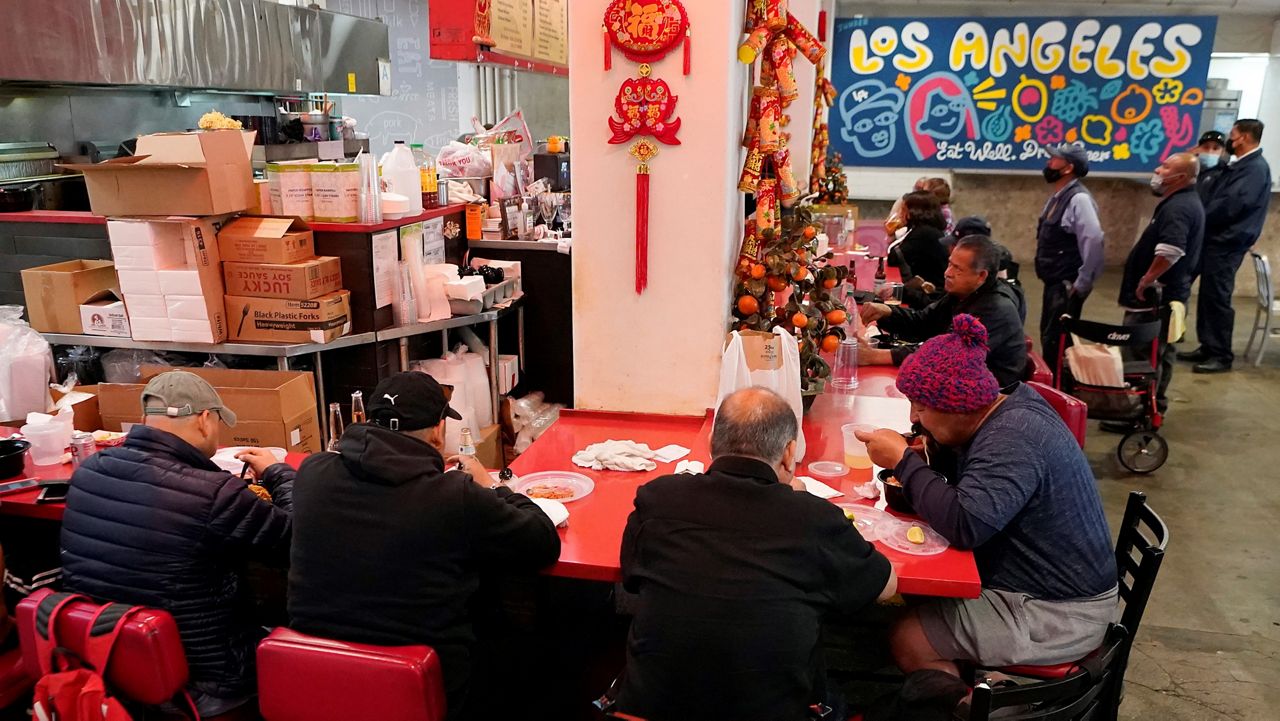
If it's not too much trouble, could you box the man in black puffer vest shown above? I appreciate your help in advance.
[61,371,295,718]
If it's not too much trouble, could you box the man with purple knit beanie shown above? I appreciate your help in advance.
[857,315,1117,678]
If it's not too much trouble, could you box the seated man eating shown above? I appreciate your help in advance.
[610,387,897,721]
[857,316,1117,677]
[859,235,1027,389]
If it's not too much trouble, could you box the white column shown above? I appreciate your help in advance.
[570,0,749,414]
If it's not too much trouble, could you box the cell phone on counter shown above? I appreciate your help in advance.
[0,478,39,496]
[36,482,71,504]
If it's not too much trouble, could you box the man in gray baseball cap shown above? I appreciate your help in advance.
[1036,143,1106,375]
[62,370,297,717]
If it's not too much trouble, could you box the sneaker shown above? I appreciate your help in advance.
[1176,347,1210,363]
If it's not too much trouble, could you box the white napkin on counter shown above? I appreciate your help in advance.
[530,498,569,527]
[675,460,705,475]
[799,476,843,499]
[572,440,657,472]
[651,444,691,463]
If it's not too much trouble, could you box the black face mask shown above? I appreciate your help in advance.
[1226,139,1236,155]
[1042,166,1064,183]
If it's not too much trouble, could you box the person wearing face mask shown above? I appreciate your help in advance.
[1035,144,1105,377]
[608,387,897,721]
[61,371,295,719]
[1179,119,1272,373]
[1110,153,1204,422]
[1194,130,1228,204]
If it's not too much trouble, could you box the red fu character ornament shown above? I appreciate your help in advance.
[608,64,682,294]
[603,0,691,74]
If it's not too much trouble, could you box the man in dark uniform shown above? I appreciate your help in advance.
[1179,119,1272,373]
[1036,144,1105,373]
[1195,130,1228,205]
[1111,152,1204,426]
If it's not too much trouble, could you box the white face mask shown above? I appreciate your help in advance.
[1149,173,1164,196]
[1199,152,1220,170]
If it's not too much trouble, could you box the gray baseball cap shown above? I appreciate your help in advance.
[1046,143,1090,177]
[141,371,237,427]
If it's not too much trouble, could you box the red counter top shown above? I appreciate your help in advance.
[0,205,466,233]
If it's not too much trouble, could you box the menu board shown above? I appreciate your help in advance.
[491,0,535,59]
[534,0,569,66]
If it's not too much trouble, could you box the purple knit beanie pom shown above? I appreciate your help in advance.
[895,314,1001,413]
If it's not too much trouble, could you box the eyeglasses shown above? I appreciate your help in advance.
[439,383,454,402]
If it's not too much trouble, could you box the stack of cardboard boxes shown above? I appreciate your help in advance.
[217,217,353,344]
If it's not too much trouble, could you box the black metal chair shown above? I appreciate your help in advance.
[968,626,1126,721]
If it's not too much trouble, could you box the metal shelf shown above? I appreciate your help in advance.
[374,299,522,342]
[41,332,378,358]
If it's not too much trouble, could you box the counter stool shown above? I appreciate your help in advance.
[257,628,446,721]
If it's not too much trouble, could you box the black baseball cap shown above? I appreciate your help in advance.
[1198,130,1225,146]
[954,216,991,239]
[367,372,461,431]
[1046,143,1089,177]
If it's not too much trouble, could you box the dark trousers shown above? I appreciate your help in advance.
[1040,280,1088,377]
[1123,308,1173,413]
[1195,244,1251,363]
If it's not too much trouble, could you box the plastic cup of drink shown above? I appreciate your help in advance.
[841,423,876,470]
[21,423,72,466]
[886,282,905,306]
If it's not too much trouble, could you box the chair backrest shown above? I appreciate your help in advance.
[1253,253,1272,311]
[1025,350,1054,386]
[968,627,1127,721]
[257,627,447,721]
[16,588,189,706]
[1113,491,1169,639]
[1026,381,1087,448]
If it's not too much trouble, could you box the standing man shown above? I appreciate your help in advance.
[1036,144,1105,371]
[1179,119,1272,373]
[1113,153,1204,424]
[1195,130,1228,205]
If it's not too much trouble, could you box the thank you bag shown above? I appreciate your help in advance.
[717,328,807,460]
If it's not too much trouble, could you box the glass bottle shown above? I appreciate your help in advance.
[459,427,476,456]
[874,257,887,295]
[830,287,860,392]
[350,390,366,425]
[326,402,345,452]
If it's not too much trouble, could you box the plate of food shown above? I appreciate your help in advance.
[876,518,950,556]
[834,503,891,540]
[510,470,595,502]
[211,447,287,475]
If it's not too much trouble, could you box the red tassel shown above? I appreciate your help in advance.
[683,29,691,75]
[636,170,650,294]
[604,26,612,71]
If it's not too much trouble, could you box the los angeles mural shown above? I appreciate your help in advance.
[829,16,1218,172]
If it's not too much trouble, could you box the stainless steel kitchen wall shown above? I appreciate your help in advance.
[0,0,387,95]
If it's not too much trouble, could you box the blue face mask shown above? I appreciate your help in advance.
[1200,152,1221,170]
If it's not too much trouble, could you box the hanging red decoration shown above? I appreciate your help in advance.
[629,139,660,294]
[607,75,682,146]
[603,0,691,73]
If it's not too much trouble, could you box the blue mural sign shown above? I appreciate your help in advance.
[829,16,1218,172]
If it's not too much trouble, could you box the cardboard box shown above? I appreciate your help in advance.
[225,291,352,344]
[222,257,342,300]
[266,161,314,219]
[61,130,256,217]
[495,354,520,395]
[216,216,315,265]
[51,385,103,433]
[80,291,131,338]
[20,259,120,334]
[98,366,322,453]
[475,423,501,469]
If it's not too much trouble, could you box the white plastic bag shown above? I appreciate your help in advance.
[0,306,56,421]
[437,141,492,178]
[716,328,807,461]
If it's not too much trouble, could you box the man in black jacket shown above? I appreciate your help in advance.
[1179,118,1272,373]
[288,372,560,721]
[860,235,1028,388]
[611,388,895,721]
[61,371,295,718]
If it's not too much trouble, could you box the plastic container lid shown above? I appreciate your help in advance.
[808,461,849,479]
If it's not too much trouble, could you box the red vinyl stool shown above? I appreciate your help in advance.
[0,646,33,709]
[257,628,447,721]
[1026,381,1088,448]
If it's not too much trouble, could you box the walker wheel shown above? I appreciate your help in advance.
[1117,430,1168,473]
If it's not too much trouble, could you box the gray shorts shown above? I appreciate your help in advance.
[918,586,1118,667]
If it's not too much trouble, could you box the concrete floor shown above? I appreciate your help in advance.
[1023,269,1280,720]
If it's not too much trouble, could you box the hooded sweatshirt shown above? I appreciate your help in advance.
[286,423,560,701]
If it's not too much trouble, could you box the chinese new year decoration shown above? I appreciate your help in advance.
[472,0,495,46]
[809,60,837,194]
[604,0,690,295]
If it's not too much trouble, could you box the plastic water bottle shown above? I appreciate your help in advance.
[829,288,860,391]
[382,141,424,215]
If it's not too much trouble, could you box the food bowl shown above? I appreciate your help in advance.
[0,439,31,479]
[878,468,915,515]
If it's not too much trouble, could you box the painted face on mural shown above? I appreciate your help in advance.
[839,81,905,159]
[915,88,970,140]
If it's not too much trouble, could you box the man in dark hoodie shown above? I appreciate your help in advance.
[288,372,561,721]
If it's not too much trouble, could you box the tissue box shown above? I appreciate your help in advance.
[158,270,203,296]
[165,295,213,321]
[79,291,131,338]
[117,270,163,296]
[123,294,167,320]
[130,317,173,342]
[222,257,343,300]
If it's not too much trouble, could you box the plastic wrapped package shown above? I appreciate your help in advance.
[436,141,492,178]
[458,351,493,428]
[510,392,563,454]
[100,349,169,383]
[56,345,103,385]
[0,306,56,421]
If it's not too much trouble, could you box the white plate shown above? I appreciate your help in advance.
[876,518,950,556]
[834,503,892,540]
[212,447,287,474]
[510,470,595,503]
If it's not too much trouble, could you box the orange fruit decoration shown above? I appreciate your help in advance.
[792,312,809,329]
[793,266,809,281]
[737,295,760,316]
[825,309,847,325]
[822,278,838,289]
[803,226,816,240]
[767,275,789,292]
[750,264,767,279]
[821,335,840,353]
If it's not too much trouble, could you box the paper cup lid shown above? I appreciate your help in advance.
[808,461,849,479]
